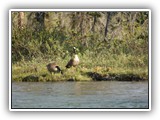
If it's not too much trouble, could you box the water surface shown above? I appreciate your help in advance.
[12,81,149,109]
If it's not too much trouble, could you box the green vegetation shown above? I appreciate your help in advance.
[11,11,149,82]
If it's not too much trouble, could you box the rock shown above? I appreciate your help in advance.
[22,75,39,82]
[86,72,103,81]
[67,78,75,81]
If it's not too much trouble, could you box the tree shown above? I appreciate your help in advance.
[18,12,25,29]
[104,12,111,41]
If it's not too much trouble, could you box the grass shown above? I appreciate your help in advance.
[12,53,148,82]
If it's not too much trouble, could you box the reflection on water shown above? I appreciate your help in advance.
[12,81,149,109]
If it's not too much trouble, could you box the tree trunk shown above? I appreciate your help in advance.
[91,16,96,32]
[104,12,111,41]
[35,12,46,31]
[18,12,25,29]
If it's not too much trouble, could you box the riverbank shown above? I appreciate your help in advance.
[11,11,149,82]
[12,54,148,82]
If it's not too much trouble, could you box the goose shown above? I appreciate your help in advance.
[66,47,80,68]
[46,62,63,74]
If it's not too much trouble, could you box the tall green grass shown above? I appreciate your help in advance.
[12,52,148,82]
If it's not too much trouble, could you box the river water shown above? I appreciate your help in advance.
[11,81,149,109]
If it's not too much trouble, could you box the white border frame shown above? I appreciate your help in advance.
[9,9,151,111]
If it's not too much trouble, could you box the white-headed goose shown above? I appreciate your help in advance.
[66,47,80,68]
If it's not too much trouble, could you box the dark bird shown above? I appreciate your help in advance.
[66,47,80,68]
[46,62,63,74]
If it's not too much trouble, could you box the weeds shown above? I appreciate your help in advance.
[12,53,148,82]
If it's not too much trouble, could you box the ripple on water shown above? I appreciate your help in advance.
[11,81,149,109]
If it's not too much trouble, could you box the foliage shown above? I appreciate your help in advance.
[11,11,149,81]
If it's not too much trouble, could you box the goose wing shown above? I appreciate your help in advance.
[66,59,74,68]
